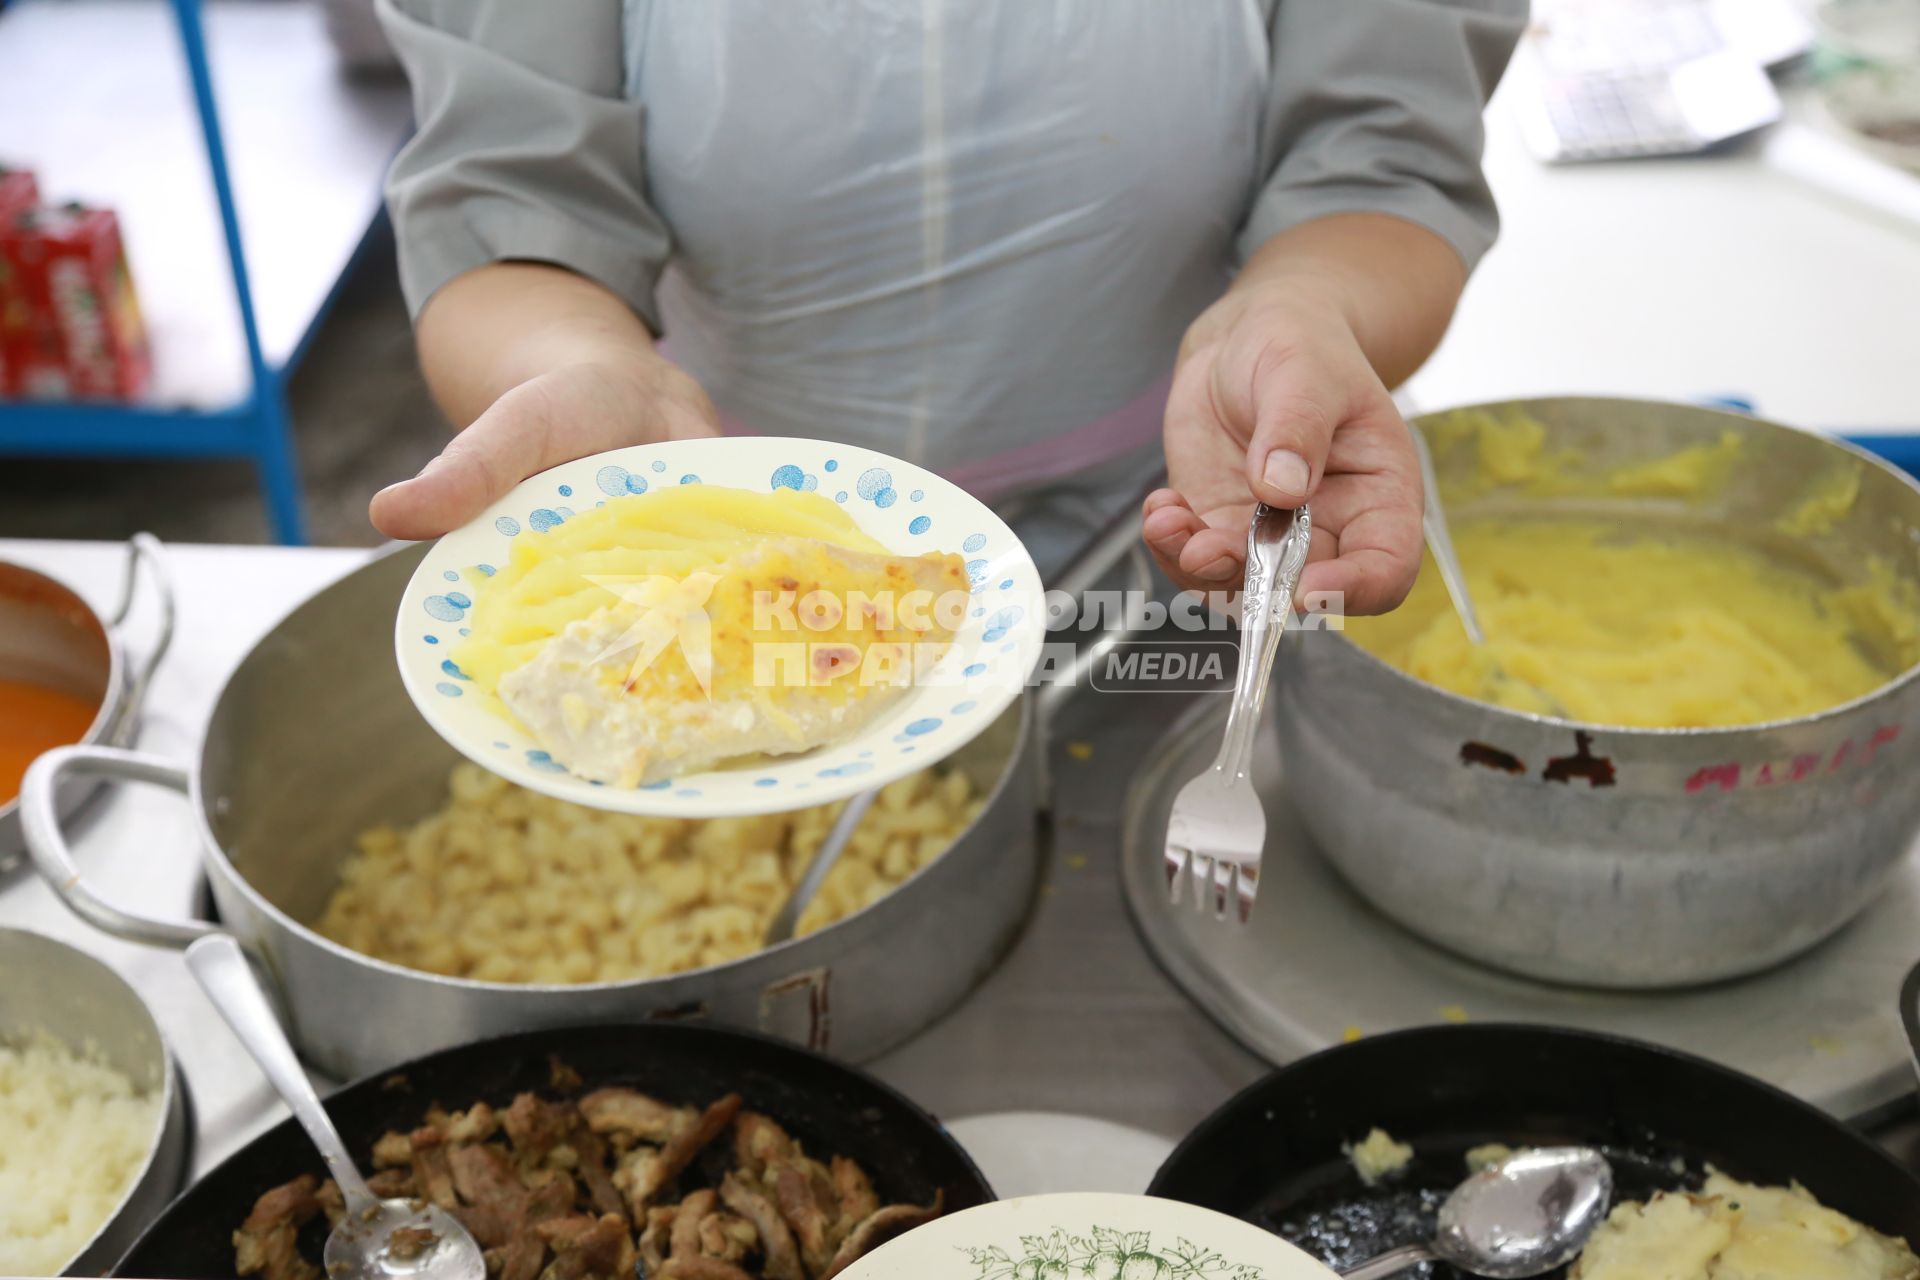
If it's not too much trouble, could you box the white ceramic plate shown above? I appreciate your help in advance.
[396,438,1044,817]
[839,1192,1336,1280]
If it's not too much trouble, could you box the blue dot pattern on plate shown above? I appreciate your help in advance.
[910,489,924,502]
[874,488,897,508]
[962,533,987,553]
[442,569,460,582]
[770,464,806,491]
[425,635,439,645]
[966,558,989,586]
[834,491,848,503]
[441,659,471,681]
[754,777,778,788]
[559,484,573,497]
[983,606,1024,642]
[824,459,838,472]
[640,779,672,791]
[963,662,986,676]
[952,700,977,714]
[495,517,521,537]
[529,507,565,533]
[802,474,818,492]
[818,761,874,778]
[909,515,931,535]
[459,627,471,637]
[999,578,1013,590]
[652,460,667,473]
[680,474,701,485]
[526,749,568,774]
[435,682,463,697]
[675,788,702,798]
[597,464,648,497]
[903,718,941,736]
[423,593,470,622]
[856,468,891,500]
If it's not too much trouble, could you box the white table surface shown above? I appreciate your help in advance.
[1404,83,1920,435]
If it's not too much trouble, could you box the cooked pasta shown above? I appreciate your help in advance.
[314,763,982,984]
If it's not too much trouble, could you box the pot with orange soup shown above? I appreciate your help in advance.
[0,535,172,867]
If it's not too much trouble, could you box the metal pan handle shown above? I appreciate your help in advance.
[21,745,216,949]
[104,533,177,748]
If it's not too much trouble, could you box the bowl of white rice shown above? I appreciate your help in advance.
[0,928,188,1276]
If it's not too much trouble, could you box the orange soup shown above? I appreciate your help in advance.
[0,679,99,805]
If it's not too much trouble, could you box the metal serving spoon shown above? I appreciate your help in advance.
[1407,428,1572,719]
[186,934,486,1280]
[1341,1146,1613,1280]
[763,787,879,946]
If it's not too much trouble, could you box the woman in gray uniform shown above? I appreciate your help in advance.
[368,0,1524,614]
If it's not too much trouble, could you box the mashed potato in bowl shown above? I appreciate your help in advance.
[1344,519,1913,728]
[1342,411,1920,730]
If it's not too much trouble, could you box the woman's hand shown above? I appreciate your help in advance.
[1145,290,1422,616]
[369,261,719,541]
[370,354,720,540]
[1144,214,1467,618]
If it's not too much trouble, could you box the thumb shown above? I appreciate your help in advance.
[1242,353,1341,510]
[370,384,563,540]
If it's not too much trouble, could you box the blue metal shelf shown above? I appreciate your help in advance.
[0,0,400,544]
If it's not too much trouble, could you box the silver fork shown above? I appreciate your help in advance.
[1164,501,1313,923]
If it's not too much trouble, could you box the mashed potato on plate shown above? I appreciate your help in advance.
[454,486,968,785]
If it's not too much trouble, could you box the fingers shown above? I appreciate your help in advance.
[370,385,557,540]
[1242,350,1343,510]
[1142,490,1246,592]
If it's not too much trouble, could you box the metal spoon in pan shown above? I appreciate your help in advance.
[1342,1146,1613,1280]
[186,934,487,1280]
[763,787,881,946]
[1408,427,1573,720]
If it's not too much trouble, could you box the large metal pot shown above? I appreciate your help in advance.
[24,508,1144,1081]
[0,535,172,867]
[1277,397,1920,988]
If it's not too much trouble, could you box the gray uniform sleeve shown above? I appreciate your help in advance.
[376,0,670,329]
[1242,0,1528,271]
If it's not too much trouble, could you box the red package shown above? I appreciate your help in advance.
[0,202,150,401]
[0,167,39,394]
[0,167,36,220]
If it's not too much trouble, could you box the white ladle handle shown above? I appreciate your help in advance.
[185,934,377,1213]
[1339,1243,1436,1280]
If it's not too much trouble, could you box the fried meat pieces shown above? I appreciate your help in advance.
[233,1083,937,1280]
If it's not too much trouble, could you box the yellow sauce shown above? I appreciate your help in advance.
[0,679,98,805]
[1345,519,1910,728]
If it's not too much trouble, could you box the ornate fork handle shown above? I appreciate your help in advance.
[1212,502,1312,782]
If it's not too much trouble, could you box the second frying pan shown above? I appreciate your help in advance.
[1149,1024,1920,1278]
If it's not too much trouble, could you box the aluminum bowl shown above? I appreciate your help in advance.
[1277,397,1920,987]
[0,927,190,1275]
[0,536,172,869]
